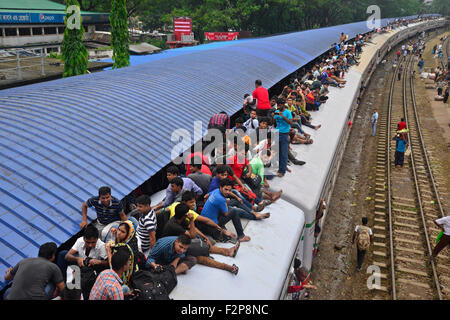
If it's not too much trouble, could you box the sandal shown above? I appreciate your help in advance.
[263,200,272,207]
[230,264,239,275]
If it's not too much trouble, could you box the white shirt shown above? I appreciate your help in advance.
[355,225,373,235]
[71,237,108,259]
[436,216,450,236]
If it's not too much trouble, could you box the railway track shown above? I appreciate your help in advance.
[372,51,449,299]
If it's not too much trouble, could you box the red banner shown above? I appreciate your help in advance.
[204,32,239,41]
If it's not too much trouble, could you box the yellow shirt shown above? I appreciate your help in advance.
[168,202,199,222]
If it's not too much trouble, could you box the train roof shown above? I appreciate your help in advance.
[148,191,305,300]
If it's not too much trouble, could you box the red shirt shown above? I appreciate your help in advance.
[185,153,212,176]
[252,86,271,110]
[226,154,248,179]
[397,122,407,131]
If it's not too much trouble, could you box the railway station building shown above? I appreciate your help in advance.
[0,0,109,53]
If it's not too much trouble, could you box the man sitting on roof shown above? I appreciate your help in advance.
[80,186,127,238]
[152,166,203,212]
[146,234,197,275]
[4,242,65,300]
[164,190,235,240]
[188,159,213,196]
[201,178,251,242]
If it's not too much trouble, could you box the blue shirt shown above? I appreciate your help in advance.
[201,188,228,224]
[371,112,378,124]
[146,236,184,266]
[274,109,292,134]
[396,137,408,153]
[86,196,123,225]
[321,72,329,84]
[208,177,221,193]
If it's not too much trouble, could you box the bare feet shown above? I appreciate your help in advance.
[272,190,282,202]
[223,229,235,239]
[315,124,321,130]
[277,172,285,177]
[286,167,292,173]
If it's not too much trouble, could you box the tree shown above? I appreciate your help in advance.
[110,0,130,69]
[61,0,88,78]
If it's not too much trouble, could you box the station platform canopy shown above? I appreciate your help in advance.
[0,14,438,289]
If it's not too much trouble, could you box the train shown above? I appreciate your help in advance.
[0,14,446,299]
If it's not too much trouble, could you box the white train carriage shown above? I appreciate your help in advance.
[149,190,306,300]
[267,18,445,281]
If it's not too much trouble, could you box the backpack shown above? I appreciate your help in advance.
[357,226,371,250]
[130,266,177,300]
[80,266,98,300]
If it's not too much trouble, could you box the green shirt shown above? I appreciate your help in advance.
[250,157,265,185]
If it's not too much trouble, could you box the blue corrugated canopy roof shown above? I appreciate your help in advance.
[0,15,434,288]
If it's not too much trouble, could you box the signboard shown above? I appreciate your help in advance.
[204,32,239,41]
[174,17,192,41]
[0,12,109,24]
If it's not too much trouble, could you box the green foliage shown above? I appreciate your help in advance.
[57,0,440,44]
[49,52,62,60]
[110,0,130,69]
[61,0,88,78]
[147,38,168,50]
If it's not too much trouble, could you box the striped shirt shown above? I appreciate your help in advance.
[208,113,230,130]
[146,236,184,266]
[89,269,124,300]
[136,209,157,252]
[86,196,123,225]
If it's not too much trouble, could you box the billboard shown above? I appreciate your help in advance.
[174,17,192,41]
[204,32,239,41]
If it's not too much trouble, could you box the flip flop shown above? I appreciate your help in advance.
[232,241,240,258]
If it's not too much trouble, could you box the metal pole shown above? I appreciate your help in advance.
[41,48,45,76]
[17,50,22,80]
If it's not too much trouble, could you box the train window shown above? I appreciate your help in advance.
[58,26,65,34]
[32,27,43,35]
[4,28,17,36]
[18,28,31,36]
[44,27,57,35]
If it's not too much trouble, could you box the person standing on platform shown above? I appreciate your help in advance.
[370,109,378,136]
[252,80,271,120]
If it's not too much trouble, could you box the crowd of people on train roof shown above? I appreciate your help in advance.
[3,16,444,301]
